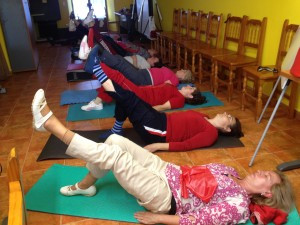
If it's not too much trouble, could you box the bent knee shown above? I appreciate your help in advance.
[105,133,125,145]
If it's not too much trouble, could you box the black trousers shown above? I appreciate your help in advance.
[107,82,167,144]
[100,50,153,86]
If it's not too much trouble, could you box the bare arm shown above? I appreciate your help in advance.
[144,143,169,152]
[134,212,179,225]
[152,101,171,111]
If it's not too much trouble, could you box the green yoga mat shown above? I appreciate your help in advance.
[25,164,145,223]
[66,91,224,121]
[26,165,300,224]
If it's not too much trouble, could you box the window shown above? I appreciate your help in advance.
[72,0,106,19]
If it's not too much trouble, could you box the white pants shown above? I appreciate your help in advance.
[66,134,172,213]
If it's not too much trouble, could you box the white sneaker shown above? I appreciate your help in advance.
[60,183,96,197]
[81,100,103,111]
[83,9,94,25]
[31,89,53,132]
[79,35,91,60]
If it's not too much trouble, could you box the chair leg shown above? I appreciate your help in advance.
[228,69,234,102]
[256,81,263,121]
[210,60,215,91]
[184,48,187,69]
[242,74,247,111]
[176,44,180,70]
[191,53,195,75]
[198,54,203,84]
[214,62,219,95]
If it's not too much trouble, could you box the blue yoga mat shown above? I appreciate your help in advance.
[25,164,300,224]
[60,89,98,105]
[25,164,145,223]
[66,91,223,121]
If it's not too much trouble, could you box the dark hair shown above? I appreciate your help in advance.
[153,57,164,68]
[184,91,207,105]
[220,117,244,138]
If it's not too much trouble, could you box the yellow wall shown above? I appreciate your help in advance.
[107,0,132,31]
[157,0,300,112]
[57,0,71,28]
[0,24,11,71]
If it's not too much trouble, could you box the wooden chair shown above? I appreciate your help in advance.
[198,15,247,90]
[214,17,267,102]
[166,9,190,65]
[6,148,27,225]
[178,12,212,72]
[242,20,299,120]
[156,8,181,60]
[175,10,202,69]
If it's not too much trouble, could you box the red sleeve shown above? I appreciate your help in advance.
[169,95,185,109]
[169,129,218,151]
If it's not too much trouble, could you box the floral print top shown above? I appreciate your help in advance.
[165,163,250,225]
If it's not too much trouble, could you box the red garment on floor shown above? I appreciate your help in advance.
[249,203,288,225]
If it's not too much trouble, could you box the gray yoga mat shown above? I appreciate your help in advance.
[37,128,244,161]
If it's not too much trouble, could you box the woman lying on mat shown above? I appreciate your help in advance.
[31,91,294,224]
[84,44,194,87]
[81,67,242,150]
[81,63,204,112]
[123,54,162,69]
[90,22,158,59]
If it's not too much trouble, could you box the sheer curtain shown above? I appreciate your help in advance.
[73,0,106,19]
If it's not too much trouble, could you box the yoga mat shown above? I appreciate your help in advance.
[25,164,300,224]
[60,89,98,105]
[66,71,93,82]
[66,102,116,121]
[25,164,145,223]
[66,91,223,121]
[37,128,243,161]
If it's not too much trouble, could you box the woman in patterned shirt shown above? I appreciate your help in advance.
[31,89,295,225]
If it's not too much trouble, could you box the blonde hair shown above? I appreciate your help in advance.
[181,70,194,83]
[251,171,295,212]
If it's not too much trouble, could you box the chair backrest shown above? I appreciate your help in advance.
[207,13,223,48]
[186,10,201,39]
[195,11,212,43]
[239,17,268,64]
[276,20,299,68]
[171,8,181,33]
[7,148,27,225]
[223,15,248,52]
[178,9,190,36]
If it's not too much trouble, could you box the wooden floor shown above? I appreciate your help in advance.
[0,43,299,224]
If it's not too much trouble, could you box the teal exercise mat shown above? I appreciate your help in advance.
[66,102,116,121]
[66,91,223,121]
[37,128,243,161]
[25,164,145,223]
[25,164,300,224]
[60,89,98,105]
